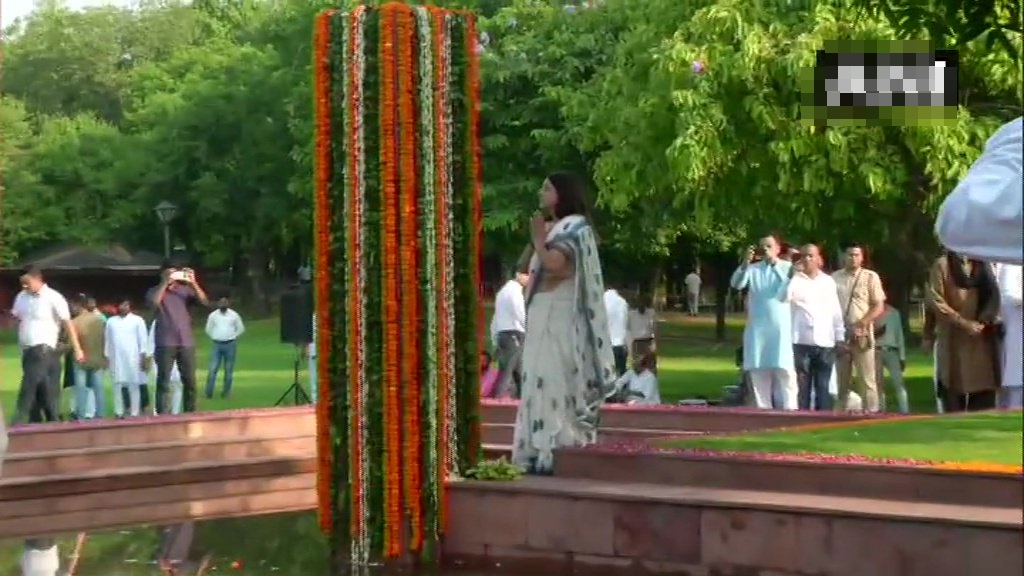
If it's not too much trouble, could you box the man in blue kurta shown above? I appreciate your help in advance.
[731,235,797,409]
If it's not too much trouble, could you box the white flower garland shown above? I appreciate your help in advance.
[441,14,459,478]
[413,4,440,541]
[346,6,370,567]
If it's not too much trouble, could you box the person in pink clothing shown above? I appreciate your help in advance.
[480,350,501,398]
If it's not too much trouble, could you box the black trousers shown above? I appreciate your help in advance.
[939,381,997,412]
[155,346,197,415]
[14,345,62,424]
[612,345,628,376]
[494,330,525,398]
[794,344,836,411]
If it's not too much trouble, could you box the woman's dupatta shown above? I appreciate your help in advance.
[527,214,618,443]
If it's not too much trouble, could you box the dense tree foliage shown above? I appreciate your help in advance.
[1,0,1020,317]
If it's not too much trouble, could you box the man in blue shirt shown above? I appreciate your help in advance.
[148,261,210,414]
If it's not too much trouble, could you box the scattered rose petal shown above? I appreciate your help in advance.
[577,441,1023,475]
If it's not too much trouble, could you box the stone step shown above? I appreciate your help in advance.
[3,435,315,479]
[0,474,316,540]
[6,406,315,453]
[0,454,317,502]
[481,423,695,446]
[481,443,510,460]
[445,476,1022,576]
[552,448,1024,509]
[479,400,875,432]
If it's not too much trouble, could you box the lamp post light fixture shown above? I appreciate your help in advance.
[154,201,178,258]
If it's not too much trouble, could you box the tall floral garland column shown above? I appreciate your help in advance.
[313,2,482,567]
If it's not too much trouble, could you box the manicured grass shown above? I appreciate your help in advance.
[0,512,329,576]
[1,312,943,419]
[662,411,1024,465]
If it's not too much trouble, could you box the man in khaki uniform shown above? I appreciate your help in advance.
[832,243,887,412]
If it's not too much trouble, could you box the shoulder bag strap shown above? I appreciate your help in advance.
[844,270,863,323]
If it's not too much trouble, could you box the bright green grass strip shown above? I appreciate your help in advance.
[663,412,1024,465]
[0,313,948,418]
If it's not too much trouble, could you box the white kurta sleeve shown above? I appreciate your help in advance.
[935,117,1023,265]
[146,321,157,356]
[104,321,115,362]
[998,264,1023,308]
[135,317,148,356]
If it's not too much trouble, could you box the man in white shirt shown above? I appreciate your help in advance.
[205,296,245,399]
[684,269,702,316]
[604,286,630,376]
[490,270,528,398]
[788,245,845,410]
[10,266,84,424]
[935,117,1022,265]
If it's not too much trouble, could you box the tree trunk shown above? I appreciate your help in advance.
[709,251,734,343]
[246,246,271,316]
[650,263,664,310]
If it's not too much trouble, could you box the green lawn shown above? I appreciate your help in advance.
[1,312,943,419]
[662,411,1024,465]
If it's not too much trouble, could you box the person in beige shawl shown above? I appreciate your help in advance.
[926,252,1002,411]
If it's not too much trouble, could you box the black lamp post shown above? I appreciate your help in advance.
[154,201,178,258]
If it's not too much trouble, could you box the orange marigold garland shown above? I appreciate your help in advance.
[378,3,401,560]
[315,2,481,565]
[312,8,335,536]
[395,3,425,553]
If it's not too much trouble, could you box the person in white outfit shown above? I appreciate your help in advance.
[149,319,183,415]
[612,353,661,405]
[21,539,59,576]
[104,299,149,418]
[788,244,845,411]
[935,117,1022,265]
[997,264,1023,407]
[603,287,630,376]
[684,269,702,316]
[309,313,317,405]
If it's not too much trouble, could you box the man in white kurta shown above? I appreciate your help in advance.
[104,301,148,418]
[935,117,1023,265]
[997,264,1022,407]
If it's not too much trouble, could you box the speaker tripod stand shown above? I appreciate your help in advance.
[275,344,312,406]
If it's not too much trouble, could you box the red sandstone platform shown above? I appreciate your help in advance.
[554,447,1024,508]
[446,476,1023,576]
[4,403,1019,576]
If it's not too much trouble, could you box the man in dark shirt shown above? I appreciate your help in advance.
[148,262,209,414]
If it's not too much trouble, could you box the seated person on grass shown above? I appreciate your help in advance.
[611,353,661,406]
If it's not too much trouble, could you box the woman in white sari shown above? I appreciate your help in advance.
[511,172,617,475]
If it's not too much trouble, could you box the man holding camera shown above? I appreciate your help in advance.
[730,235,797,410]
[148,262,209,414]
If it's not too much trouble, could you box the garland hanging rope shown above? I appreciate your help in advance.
[312,3,482,566]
